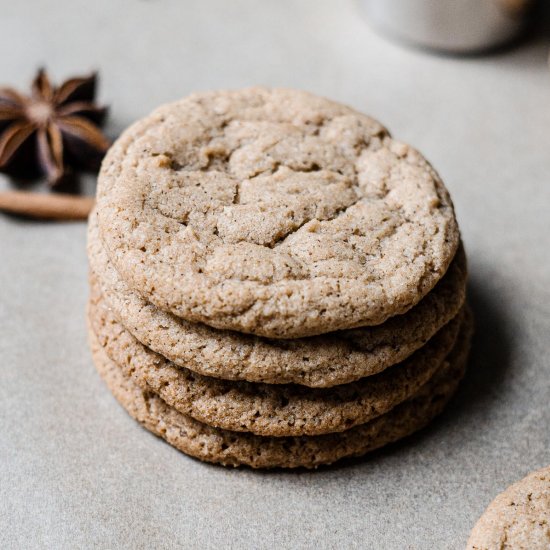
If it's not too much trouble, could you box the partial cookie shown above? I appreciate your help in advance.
[88,212,466,387]
[88,277,463,436]
[466,465,550,550]
[96,87,459,338]
[90,311,472,468]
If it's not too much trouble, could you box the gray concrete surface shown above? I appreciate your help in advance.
[1,1,549,548]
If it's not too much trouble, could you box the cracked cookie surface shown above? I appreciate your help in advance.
[467,465,550,550]
[89,312,471,468]
[96,88,460,338]
[88,278,464,436]
[88,212,466,387]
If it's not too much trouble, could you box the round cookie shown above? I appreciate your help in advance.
[88,211,467,387]
[89,312,472,469]
[96,87,460,338]
[466,465,550,549]
[88,278,463,436]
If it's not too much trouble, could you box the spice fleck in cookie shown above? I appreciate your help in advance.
[88,277,464,436]
[89,311,472,469]
[96,88,460,338]
[88,212,466,387]
[466,465,550,550]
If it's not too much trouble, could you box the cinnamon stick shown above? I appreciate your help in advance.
[0,191,95,220]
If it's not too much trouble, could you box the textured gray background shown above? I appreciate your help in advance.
[1,1,549,549]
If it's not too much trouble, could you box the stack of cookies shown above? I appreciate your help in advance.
[87,88,472,469]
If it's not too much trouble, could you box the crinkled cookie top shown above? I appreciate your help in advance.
[97,88,459,338]
[467,465,550,550]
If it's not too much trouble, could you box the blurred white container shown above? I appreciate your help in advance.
[359,0,535,54]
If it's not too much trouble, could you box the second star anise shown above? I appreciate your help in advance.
[0,68,110,186]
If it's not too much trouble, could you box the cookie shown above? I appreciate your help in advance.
[89,310,472,469]
[466,465,550,549]
[88,277,464,436]
[88,212,467,387]
[96,87,460,338]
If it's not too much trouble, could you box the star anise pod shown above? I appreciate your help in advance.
[0,68,110,186]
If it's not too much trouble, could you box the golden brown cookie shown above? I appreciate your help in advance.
[96,88,459,338]
[467,465,550,549]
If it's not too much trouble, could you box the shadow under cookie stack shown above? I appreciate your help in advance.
[87,88,472,469]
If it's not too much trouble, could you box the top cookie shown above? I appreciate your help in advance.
[96,88,459,338]
[466,465,550,550]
